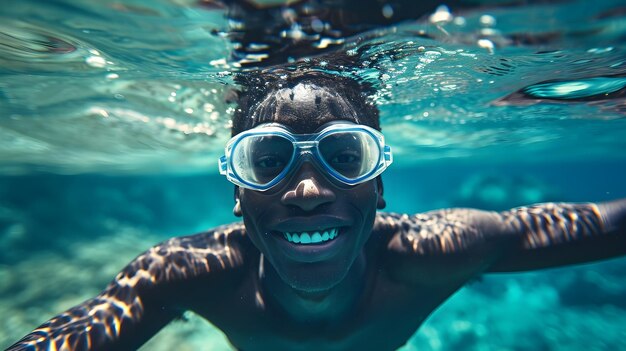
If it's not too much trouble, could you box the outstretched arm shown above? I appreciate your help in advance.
[7,223,248,351]
[488,199,626,272]
[379,199,626,281]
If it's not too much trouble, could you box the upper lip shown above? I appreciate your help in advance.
[270,215,351,233]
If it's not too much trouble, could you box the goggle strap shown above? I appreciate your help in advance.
[383,145,393,164]
[218,155,228,175]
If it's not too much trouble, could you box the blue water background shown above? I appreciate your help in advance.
[2,0,626,349]
[2,161,625,350]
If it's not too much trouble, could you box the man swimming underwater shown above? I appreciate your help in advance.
[7,70,626,351]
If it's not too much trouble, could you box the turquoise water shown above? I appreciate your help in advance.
[1,0,626,350]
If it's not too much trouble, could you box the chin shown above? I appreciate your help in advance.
[277,259,353,293]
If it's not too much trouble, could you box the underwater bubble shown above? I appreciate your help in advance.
[86,55,107,68]
[453,16,466,26]
[478,39,495,54]
[479,28,499,36]
[479,14,496,27]
[382,4,394,19]
[203,103,215,112]
[281,8,297,24]
[314,37,344,49]
[587,47,614,54]
[311,18,324,33]
[440,84,458,91]
[429,5,453,24]
[418,51,441,65]
[228,19,244,30]
[209,58,228,68]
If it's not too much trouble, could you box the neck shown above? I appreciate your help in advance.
[260,253,368,325]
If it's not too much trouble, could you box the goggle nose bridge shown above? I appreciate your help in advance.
[292,140,318,149]
[290,141,322,165]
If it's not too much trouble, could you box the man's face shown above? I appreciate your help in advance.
[237,82,383,292]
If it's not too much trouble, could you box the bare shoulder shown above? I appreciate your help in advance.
[123,222,251,284]
[374,209,507,256]
[6,222,250,351]
[372,210,512,285]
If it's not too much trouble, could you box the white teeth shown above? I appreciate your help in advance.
[283,228,340,245]
[312,232,322,242]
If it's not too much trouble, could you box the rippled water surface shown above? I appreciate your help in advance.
[2,0,626,174]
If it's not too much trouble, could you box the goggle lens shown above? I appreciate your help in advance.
[232,135,294,184]
[318,131,380,180]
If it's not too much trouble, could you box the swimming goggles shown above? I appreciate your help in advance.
[219,122,393,191]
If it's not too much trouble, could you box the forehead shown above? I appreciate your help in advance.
[250,82,362,134]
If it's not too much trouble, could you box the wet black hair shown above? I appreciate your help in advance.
[230,70,380,136]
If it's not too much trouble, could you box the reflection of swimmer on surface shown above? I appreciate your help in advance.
[208,0,575,67]
[216,0,626,114]
[8,1,626,350]
[8,69,626,351]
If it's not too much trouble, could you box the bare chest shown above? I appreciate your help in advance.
[193,272,463,351]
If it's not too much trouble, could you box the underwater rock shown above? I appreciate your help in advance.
[0,174,234,262]
[451,172,560,211]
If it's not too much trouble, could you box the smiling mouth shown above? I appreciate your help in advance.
[282,227,340,245]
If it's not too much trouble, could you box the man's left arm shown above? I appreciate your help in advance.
[487,199,626,272]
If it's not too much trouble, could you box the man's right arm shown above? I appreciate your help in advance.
[6,223,249,351]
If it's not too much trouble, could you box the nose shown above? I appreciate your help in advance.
[281,164,336,211]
